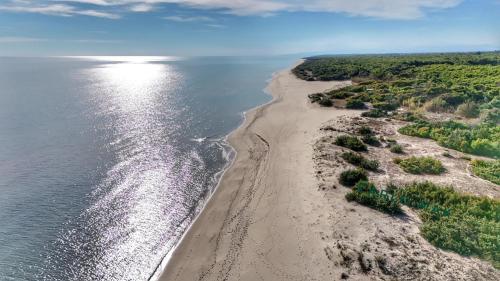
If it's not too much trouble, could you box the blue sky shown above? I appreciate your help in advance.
[0,0,498,56]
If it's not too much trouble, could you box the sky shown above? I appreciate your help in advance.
[0,0,498,56]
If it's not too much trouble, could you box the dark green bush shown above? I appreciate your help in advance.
[362,135,381,147]
[394,156,445,174]
[373,101,399,111]
[345,98,366,109]
[361,109,388,118]
[340,151,379,171]
[339,168,368,186]
[318,97,333,107]
[345,181,402,214]
[335,135,368,151]
[308,93,323,103]
[357,126,373,135]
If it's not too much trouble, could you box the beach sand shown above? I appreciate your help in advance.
[158,62,352,281]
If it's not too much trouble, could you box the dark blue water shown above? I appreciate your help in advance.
[0,56,294,281]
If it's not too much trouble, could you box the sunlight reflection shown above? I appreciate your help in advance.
[68,56,181,63]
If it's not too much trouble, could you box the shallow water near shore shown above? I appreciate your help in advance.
[0,55,294,281]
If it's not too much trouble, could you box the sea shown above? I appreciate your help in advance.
[0,55,295,281]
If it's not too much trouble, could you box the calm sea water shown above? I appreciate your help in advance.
[0,56,294,281]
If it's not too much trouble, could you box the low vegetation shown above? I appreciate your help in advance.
[394,156,445,174]
[455,102,480,118]
[340,151,379,171]
[471,159,500,185]
[361,109,388,118]
[345,181,402,214]
[297,52,500,159]
[361,135,381,147]
[389,144,404,154]
[344,180,500,268]
[399,121,500,158]
[339,168,368,186]
[391,182,500,269]
[335,135,368,151]
[345,98,366,109]
[357,126,373,135]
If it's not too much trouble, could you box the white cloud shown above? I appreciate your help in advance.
[0,2,120,18]
[129,3,154,12]
[1,0,463,19]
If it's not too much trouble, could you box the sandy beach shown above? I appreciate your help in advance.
[159,62,499,281]
[158,62,352,280]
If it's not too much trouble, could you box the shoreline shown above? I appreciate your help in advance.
[149,66,289,281]
[157,61,351,281]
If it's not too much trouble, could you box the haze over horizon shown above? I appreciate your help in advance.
[0,0,499,56]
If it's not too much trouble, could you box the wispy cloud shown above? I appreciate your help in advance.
[0,0,463,20]
[0,36,121,43]
[164,15,215,22]
[0,36,46,43]
[0,2,120,19]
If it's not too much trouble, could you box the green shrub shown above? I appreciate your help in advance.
[345,98,366,109]
[399,121,500,158]
[480,108,500,125]
[394,156,445,174]
[456,102,480,118]
[345,181,402,214]
[339,168,368,186]
[357,126,373,135]
[373,101,399,111]
[329,91,353,99]
[393,181,500,268]
[471,159,500,185]
[389,144,404,154]
[335,135,368,151]
[308,93,323,103]
[362,135,381,147]
[318,97,333,107]
[340,152,379,171]
[361,109,388,118]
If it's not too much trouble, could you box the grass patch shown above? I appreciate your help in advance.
[335,135,368,151]
[471,159,500,185]
[339,168,368,186]
[394,156,445,174]
[340,151,379,171]
[389,144,404,154]
[345,181,402,214]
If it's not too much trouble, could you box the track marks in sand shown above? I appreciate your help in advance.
[199,133,270,281]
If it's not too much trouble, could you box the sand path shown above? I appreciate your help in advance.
[158,63,352,281]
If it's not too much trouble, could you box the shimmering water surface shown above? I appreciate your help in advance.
[0,56,294,281]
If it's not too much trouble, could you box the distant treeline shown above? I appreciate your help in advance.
[295,52,500,158]
[294,52,500,81]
